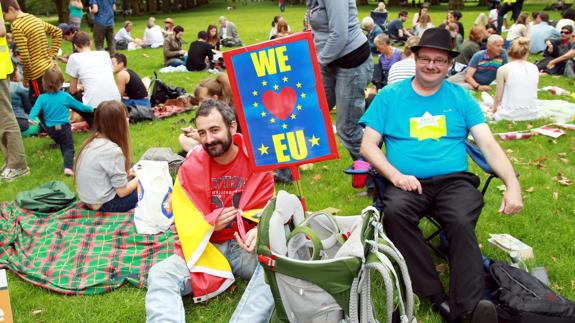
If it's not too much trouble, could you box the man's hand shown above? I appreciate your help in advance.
[478,85,491,92]
[28,119,36,125]
[547,61,556,70]
[214,207,237,231]
[499,186,523,215]
[390,173,422,194]
[181,127,199,141]
[234,228,257,253]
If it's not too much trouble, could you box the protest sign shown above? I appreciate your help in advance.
[223,32,338,172]
[0,270,13,323]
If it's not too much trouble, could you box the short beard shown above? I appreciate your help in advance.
[203,128,233,158]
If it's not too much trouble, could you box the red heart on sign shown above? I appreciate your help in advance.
[261,87,297,120]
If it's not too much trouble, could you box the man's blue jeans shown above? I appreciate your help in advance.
[320,56,373,160]
[145,240,274,323]
[122,98,151,108]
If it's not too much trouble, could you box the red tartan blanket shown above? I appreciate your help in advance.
[0,202,177,295]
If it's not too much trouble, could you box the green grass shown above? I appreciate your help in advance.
[1,1,575,322]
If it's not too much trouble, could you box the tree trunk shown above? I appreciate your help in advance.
[448,0,464,10]
[429,0,441,6]
[388,0,401,7]
[53,0,68,23]
[477,0,489,7]
[356,0,368,6]
[148,0,157,13]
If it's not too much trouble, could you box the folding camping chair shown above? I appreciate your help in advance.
[345,141,499,259]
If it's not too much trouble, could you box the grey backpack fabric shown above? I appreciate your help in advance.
[140,147,184,176]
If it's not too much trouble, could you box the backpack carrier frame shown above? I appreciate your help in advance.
[256,191,418,323]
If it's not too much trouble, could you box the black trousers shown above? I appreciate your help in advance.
[382,172,484,320]
[497,0,524,34]
[46,123,74,169]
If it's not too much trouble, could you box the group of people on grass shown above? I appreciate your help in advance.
[2,0,574,322]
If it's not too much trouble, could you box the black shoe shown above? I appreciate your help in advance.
[431,300,451,322]
[460,300,498,323]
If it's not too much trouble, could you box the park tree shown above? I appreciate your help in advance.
[448,0,464,10]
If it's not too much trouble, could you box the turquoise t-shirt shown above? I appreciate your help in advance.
[69,3,84,18]
[359,78,485,179]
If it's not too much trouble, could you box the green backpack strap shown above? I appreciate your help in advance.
[286,225,323,260]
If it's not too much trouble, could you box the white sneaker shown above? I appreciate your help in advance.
[1,167,30,182]
[207,68,219,74]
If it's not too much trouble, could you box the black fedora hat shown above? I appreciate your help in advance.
[411,28,459,57]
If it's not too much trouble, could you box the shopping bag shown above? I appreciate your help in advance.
[133,160,174,234]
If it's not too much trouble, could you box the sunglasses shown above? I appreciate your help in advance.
[560,31,572,35]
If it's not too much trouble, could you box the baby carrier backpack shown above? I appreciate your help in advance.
[256,191,417,323]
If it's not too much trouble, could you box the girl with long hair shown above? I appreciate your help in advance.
[75,100,138,212]
[206,24,220,51]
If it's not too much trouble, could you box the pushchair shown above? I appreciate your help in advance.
[256,190,417,323]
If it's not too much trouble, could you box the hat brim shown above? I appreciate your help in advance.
[411,45,459,58]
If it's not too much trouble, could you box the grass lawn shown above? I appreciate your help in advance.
[1,1,574,322]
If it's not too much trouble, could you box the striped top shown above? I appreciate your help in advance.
[11,13,62,84]
[387,58,416,85]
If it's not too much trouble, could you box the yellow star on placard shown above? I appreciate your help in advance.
[261,111,267,117]
[282,76,288,82]
[309,135,320,147]
[290,114,296,120]
[273,84,279,90]
[300,93,306,99]
[270,118,276,124]
[253,102,258,107]
[296,104,302,111]
[296,82,302,89]
[282,123,287,129]
[258,144,269,155]
[261,80,268,86]
[252,90,258,96]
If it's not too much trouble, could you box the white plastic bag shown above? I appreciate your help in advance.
[133,160,174,234]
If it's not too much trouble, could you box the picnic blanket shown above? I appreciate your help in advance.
[0,202,177,295]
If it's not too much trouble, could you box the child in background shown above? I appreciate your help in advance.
[28,66,93,176]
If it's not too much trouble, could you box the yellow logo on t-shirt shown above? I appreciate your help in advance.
[409,112,447,141]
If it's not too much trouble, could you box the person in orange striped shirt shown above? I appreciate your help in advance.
[1,0,61,105]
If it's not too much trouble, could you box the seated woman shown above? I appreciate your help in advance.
[206,24,220,51]
[412,3,429,29]
[269,16,291,39]
[370,2,388,30]
[274,18,291,38]
[414,13,433,37]
[372,33,402,89]
[179,73,233,153]
[505,12,530,48]
[492,37,539,121]
[75,100,138,213]
[537,25,573,75]
[455,25,487,66]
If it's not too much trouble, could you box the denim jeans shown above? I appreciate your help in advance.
[46,123,74,169]
[122,98,151,108]
[320,56,373,160]
[99,190,138,213]
[145,240,273,323]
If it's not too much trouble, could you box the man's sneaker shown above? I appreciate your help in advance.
[1,167,30,182]
[64,168,74,177]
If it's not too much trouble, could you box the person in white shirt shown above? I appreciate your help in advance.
[114,20,142,49]
[388,36,420,84]
[66,32,121,108]
[492,37,539,121]
[142,17,164,48]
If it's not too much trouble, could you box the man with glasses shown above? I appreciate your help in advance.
[546,27,575,77]
[359,28,522,323]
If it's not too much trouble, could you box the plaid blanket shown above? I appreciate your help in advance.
[0,201,177,295]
